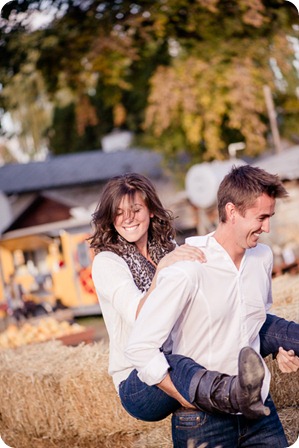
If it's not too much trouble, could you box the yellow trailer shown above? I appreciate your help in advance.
[0,220,98,311]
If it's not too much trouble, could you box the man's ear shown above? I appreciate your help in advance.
[225,202,236,222]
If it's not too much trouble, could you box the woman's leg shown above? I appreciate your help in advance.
[119,368,180,421]
[119,348,269,422]
[168,348,269,420]
[259,314,299,358]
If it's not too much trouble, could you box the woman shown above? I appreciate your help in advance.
[89,173,299,422]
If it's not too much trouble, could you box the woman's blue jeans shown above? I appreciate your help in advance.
[259,313,299,357]
[119,353,200,421]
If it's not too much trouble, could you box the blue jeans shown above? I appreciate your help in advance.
[119,353,201,421]
[259,313,299,357]
[171,395,288,448]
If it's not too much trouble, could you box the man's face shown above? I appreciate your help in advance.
[234,193,276,250]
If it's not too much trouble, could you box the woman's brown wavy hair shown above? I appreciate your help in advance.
[89,173,176,255]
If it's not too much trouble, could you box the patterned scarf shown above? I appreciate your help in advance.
[117,236,171,292]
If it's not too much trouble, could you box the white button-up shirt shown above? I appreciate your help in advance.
[125,234,273,401]
[92,251,144,390]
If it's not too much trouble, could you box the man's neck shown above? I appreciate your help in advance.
[213,224,245,269]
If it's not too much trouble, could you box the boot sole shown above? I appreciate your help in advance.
[238,347,270,417]
[239,347,265,390]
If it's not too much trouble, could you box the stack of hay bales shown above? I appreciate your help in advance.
[266,273,299,445]
[0,273,298,448]
[0,341,171,448]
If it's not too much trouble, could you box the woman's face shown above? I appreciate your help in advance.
[114,192,153,247]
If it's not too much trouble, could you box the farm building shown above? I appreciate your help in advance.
[0,145,299,313]
[0,147,194,312]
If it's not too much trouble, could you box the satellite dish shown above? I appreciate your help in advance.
[0,191,12,234]
[186,159,246,209]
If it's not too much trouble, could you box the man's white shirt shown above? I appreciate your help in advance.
[125,234,273,402]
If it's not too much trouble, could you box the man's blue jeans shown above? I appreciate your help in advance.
[171,395,288,448]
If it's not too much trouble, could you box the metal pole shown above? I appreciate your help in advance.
[263,85,282,154]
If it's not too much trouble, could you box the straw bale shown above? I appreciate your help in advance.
[58,342,168,439]
[268,272,299,420]
[0,428,173,448]
[277,407,299,447]
[272,273,299,314]
[0,340,171,448]
[0,341,70,438]
[0,273,298,447]
[266,356,299,410]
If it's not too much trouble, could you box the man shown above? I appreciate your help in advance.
[125,165,298,447]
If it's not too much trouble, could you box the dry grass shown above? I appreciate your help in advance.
[0,273,298,448]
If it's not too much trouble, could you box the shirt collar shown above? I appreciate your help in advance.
[185,232,215,248]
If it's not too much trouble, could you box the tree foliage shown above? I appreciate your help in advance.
[0,0,298,163]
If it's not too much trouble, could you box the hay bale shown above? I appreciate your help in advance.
[0,430,173,448]
[0,339,297,447]
[0,340,171,448]
[0,273,298,448]
[266,355,299,409]
[278,407,299,446]
[0,341,70,438]
[272,273,299,316]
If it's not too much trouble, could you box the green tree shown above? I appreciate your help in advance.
[0,0,298,163]
[142,0,299,163]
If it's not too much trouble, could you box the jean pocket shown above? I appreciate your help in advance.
[174,409,207,430]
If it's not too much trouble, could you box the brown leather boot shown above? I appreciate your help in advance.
[190,347,270,419]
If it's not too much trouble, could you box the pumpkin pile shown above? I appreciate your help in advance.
[0,317,85,349]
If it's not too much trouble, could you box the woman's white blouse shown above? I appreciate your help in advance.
[92,251,144,391]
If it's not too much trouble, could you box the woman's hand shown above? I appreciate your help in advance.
[276,347,299,373]
[157,244,206,271]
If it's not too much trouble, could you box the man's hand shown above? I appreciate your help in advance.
[276,347,299,373]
